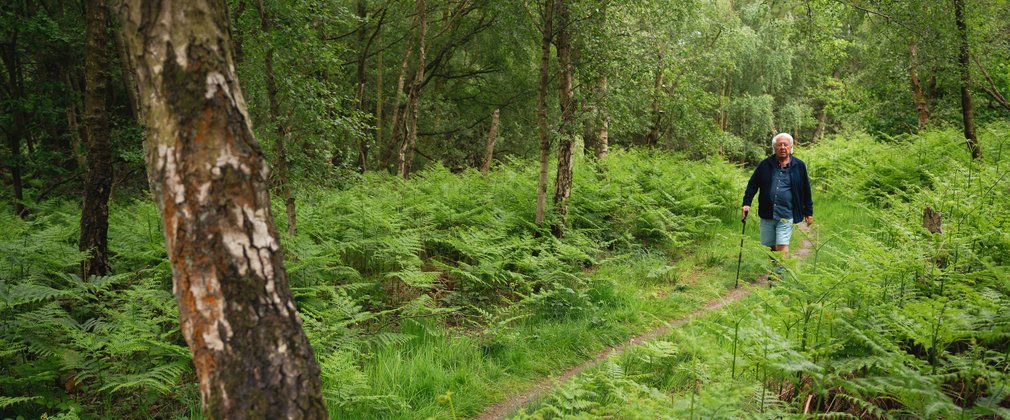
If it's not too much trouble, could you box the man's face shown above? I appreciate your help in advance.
[774,139,792,159]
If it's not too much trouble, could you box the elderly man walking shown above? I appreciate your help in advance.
[741,133,813,270]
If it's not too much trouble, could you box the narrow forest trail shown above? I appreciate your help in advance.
[477,225,816,419]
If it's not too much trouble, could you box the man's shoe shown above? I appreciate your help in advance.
[771,265,785,281]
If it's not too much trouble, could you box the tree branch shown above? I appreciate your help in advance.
[420,12,495,89]
[432,67,499,81]
[973,54,1010,113]
[322,1,393,41]
[829,0,920,37]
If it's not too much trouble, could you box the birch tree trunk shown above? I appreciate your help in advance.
[64,71,87,168]
[954,0,981,160]
[80,0,113,277]
[116,0,326,416]
[909,42,930,130]
[256,0,297,237]
[583,107,597,157]
[535,0,554,227]
[399,0,427,179]
[355,0,368,173]
[592,3,609,162]
[375,33,384,163]
[112,13,141,120]
[718,74,728,131]
[594,75,609,160]
[2,26,28,218]
[722,76,732,131]
[385,46,412,173]
[481,108,500,174]
[647,52,664,147]
[811,104,827,143]
[552,0,575,238]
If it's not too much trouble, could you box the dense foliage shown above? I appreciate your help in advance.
[3,0,1009,208]
[1,0,1009,417]
[516,126,1010,418]
[1,149,746,417]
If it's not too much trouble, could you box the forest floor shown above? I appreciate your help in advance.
[478,224,816,419]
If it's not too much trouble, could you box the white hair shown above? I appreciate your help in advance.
[772,133,794,147]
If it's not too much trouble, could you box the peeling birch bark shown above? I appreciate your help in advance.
[399,0,427,180]
[116,0,327,417]
[480,108,500,175]
[909,43,930,130]
[954,0,981,160]
[553,0,575,238]
[535,0,553,228]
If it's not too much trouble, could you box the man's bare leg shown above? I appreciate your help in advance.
[770,245,789,280]
[775,245,790,259]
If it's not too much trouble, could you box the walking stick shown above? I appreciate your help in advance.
[735,211,748,288]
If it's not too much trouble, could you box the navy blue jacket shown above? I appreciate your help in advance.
[742,156,813,223]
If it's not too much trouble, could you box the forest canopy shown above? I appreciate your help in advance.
[1,0,1009,418]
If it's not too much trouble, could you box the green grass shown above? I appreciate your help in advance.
[512,126,1010,419]
[1,147,753,418]
[9,126,1004,418]
[325,150,767,418]
[332,234,749,418]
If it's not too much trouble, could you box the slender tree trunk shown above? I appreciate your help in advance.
[481,108,500,174]
[909,42,930,130]
[80,0,113,277]
[64,71,87,168]
[25,130,34,156]
[39,53,75,164]
[2,28,28,218]
[722,76,732,131]
[812,103,827,143]
[112,14,141,121]
[375,33,384,161]
[280,125,297,236]
[552,0,575,238]
[954,0,981,160]
[583,106,597,157]
[5,130,25,218]
[582,74,609,160]
[812,70,839,144]
[535,0,554,228]
[264,58,297,237]
[354,0,368,105]
[231,0,247,64]
[926,73,937,109]
[355,0,368,173]
[648,52,664,147]
[117,1,326,417]
[595,75,609,160]
[256,0,296,237]
[386,43,412,173]
[593,5,608,162]
[718,74,728,131]
[399,0,427,179]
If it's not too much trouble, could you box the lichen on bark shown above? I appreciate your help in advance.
[117,0,327,417]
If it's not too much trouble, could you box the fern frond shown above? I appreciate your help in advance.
[6,283,74,307]
[0,395,42,410]
[385,269,438,289]
[96,359,191,395]
[833,392,891,419]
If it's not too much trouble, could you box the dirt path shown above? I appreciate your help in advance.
[476,225,814,420]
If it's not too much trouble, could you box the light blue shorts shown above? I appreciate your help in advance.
[760,218,793,247]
